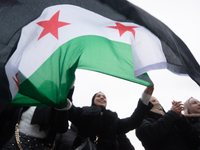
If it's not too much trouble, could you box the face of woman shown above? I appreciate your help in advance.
[190,99,200,113]
[149,97,159,105]
[149,97,165,115]
[94,92,107,108]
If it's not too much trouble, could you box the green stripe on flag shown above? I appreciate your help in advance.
[76,36,151,86]
[11,35,152,108]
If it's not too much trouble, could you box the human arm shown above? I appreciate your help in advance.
[117,86,154,134]
[141,85,154,105]
[169,100,199,143]
[136,101,195,144]
[167,100,199,148]
[135,110,181,143]
[53,82,75,133]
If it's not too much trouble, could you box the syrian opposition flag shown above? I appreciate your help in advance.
[6,5,155,107]
[1,0,200,112]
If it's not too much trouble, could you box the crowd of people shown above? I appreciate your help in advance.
[1,83,200,150]
[136,97,200,150]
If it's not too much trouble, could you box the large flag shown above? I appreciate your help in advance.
[1,0,200,112]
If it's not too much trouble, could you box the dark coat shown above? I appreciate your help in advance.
[69,99,153,150]
[56,125,135,150]
[0,106,21,149]
[117,134,135,150]
[186,116,200,149]
[136,111,199,150]
[56,124,78,150]
[186,116,200,136]
[30,106,69,145]
[1,106,69,148]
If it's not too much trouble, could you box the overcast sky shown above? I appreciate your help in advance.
[72,0,200,149]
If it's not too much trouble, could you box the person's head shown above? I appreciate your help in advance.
[184,97,200,115]
[91,92,107,108]
[149,96,165,115]
[149,96,159,105]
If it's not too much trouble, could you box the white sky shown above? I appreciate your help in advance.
[72,0,200,149]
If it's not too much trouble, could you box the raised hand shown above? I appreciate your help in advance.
[143,85,154,96]
[171,100,184,117]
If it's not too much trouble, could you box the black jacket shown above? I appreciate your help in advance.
[56,124,135,150]
[30,106,69,145]
[69,100,153,150]
[136,111,199,150]
[117,134,135,150]
[186,116,200,149]
[0,106,21,149]
[186,116,200,136]
[56,124,78,150]
[1,106,69,148]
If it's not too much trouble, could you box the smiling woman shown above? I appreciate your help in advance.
[64,84,154,150]
[92,92,107,108]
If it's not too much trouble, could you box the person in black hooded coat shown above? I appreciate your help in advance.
[56,88,135,150]
[66,85,154,150]
[136,97,200,150]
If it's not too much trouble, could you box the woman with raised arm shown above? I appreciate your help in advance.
[65,85,154,150]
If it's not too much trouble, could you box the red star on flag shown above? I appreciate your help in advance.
[12,72,19,89]
[107,22,138,37]
[37,10,70,40]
